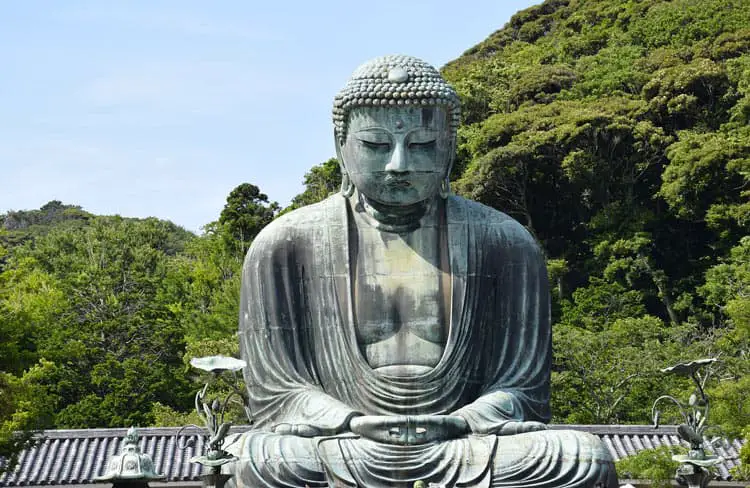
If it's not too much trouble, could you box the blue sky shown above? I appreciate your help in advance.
[0,0,538,233]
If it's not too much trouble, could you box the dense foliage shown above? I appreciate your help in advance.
[441,0,749,430]
[0,192,278,473]
[615,445,685,488]
[1,0,748,476]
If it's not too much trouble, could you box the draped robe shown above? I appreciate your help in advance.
[224,194,618,487]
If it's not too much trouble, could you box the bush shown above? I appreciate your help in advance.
[616,445,686,488]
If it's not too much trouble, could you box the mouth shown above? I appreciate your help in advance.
[386,179,412,189]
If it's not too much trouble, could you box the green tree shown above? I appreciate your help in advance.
[218,183,279,257]
[660,127,750,234]
[616,445,685,488]
[1,216,195,428]
[287,158,342,211]
[0,361,57,476]
[730,426,750,480]
[161,222,242,343]
[442,0,750,429]
[553,313,693,424]
[698,238,750,438]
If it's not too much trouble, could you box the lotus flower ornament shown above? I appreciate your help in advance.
[651,358,723,488]
[190,356,247,374]
[179,356,251,488]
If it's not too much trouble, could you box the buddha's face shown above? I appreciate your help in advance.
[340,106,452,206]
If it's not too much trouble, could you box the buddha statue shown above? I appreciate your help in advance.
[224,55,618,487]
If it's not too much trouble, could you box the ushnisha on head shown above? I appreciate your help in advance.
[332,55,461,146]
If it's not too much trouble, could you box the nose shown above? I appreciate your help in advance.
[384,142,409,173]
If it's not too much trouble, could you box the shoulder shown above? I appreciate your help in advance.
[244,195,342,260]
[448,195,539,250]
[265,196,339,233]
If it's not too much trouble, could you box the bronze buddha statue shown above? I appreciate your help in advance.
[224,55,618,488]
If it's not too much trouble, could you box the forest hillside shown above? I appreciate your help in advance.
[439,0,749,432]
[440,2,750,475]
[1,0,748,477]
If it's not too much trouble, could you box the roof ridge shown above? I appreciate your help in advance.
[2,425,742,486]
[31,425,252,439]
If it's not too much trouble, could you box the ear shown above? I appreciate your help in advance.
[334,133,345,167]
[444,133,456,180]
[335,133,354,197]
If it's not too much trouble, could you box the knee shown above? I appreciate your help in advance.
[554,429,614,461]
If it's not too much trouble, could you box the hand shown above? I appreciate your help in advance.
[494,420,547,436]
[350,415,470,445]
[271,423,322,437]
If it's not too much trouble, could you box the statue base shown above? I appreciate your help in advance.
[676,462,712,488]
[200,472,233,488]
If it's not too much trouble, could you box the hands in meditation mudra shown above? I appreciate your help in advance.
[223,55,618,487]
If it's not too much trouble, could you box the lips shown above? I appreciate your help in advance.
[386,179,412,188]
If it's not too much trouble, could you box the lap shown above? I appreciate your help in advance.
[223,431,326,488]
[491,430,617,487]
[223,429,617,488]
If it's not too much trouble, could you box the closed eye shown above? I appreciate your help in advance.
[362,140,391,150]
[408,140,436,149]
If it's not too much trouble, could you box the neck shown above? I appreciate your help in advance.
[352,192,438,233]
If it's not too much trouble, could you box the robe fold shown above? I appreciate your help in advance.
[226,194,618,487]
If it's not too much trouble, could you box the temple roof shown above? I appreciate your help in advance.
[0,425,745,487]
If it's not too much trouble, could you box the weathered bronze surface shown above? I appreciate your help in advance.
[653,358,724,488]
[224,55,619,487]
[97,427,164,488]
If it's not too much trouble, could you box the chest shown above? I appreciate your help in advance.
[351,223,450,343]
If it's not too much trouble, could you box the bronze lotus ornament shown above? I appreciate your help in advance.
[652,358,724,488]
[179,356,250,488]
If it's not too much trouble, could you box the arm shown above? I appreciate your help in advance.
[239,220,362,435]
[452,218,551,435]
[452,391,546,435]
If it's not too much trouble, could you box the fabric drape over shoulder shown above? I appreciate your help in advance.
[239,194,551,435]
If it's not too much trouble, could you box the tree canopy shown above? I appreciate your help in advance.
[440,0,749,430]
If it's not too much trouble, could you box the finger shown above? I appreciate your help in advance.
[498,422,521,435]
[447,416,470,432]
[271,424,321,437]
[295,425,321,437]
[349,416,364,433]
[272,424,292,435]
[498,421,547,435]
[497,422,522,435]
[519,421,548,432]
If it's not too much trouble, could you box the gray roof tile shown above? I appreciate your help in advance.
[0,425,745,486]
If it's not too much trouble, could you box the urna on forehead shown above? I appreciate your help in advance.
[333,55,461,141]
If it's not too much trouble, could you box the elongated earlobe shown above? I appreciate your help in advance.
[335,135,355,197]
[341,171,355,197]
[439,177,451,199]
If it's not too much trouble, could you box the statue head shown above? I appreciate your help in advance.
[333,55,461,206]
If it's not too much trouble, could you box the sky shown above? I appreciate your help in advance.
[0,0,539,234]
